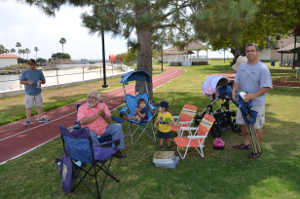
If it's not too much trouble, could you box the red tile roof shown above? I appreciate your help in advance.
[0,54,18,59]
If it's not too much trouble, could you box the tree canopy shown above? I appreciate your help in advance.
[195,0,300,64]
[51,52,71,59]
[19,0,297,99]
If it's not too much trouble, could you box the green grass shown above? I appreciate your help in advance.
[0,64,28,70]
[0,61,300,198]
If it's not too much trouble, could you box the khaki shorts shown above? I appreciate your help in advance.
[25,93,43,108]
[236,104,265,129]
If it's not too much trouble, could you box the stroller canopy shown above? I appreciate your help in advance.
[201,75,228,96]
[120,69,152,85]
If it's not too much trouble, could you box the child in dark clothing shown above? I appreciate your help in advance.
[127,98,148,123]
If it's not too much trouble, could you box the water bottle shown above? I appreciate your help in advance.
[37,81,41,89]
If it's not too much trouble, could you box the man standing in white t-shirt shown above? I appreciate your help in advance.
[232,43,273,159]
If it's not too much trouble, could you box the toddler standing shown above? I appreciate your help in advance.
[154,101,173,149]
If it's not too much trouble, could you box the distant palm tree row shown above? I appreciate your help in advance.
[0,42,39,60]
[15,42,39,60]
[1,38,66,60]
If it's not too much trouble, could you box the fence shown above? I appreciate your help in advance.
[0,62,134,92]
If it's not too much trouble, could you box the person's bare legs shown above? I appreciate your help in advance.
[160,138,164,146]
[233,125,251,149]
[241,125,250,145]
[256,128,263,144]
[166,138,171,147]
[129,115,141,122]
[242,126,263,145]
[36,107,43,118]
[26,108,32,120]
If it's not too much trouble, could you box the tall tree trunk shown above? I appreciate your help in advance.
[136,28,154,104]
[230,46,244,66]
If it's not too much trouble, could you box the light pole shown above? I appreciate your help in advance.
[292,35,297,70]
[102,28,108,88]
[161,46,163,72]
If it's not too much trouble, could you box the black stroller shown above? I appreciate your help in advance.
[194,75,240,137]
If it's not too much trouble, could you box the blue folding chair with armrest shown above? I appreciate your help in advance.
[119,69,157,145]
[59,124,125,198]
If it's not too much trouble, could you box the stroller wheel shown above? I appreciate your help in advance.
[210,124,222,138]
[231,119,241,133]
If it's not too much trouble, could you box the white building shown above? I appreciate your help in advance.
[163,42,209,66]
[258,37,298,61]
[0,54,18,69]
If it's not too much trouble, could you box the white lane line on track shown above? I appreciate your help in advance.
[0,68,185,142]
[0,136,59,165]
[0,111,76,142]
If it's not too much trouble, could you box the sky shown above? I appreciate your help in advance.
[0,1,234,60]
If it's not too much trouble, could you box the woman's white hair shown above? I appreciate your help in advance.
[87,90,100,100]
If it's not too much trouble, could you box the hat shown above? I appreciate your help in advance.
[232,56,247,71]
[156,101,169,108]
[27,58,36,64]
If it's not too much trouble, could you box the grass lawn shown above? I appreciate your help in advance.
[0,61,300,198]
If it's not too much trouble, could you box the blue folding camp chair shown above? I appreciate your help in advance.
[58,125,125,198]
[119,69,157,145]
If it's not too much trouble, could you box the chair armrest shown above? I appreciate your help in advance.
[111,116,124,123]
[172,116,180,119]
[187,135,207,139]
[180,127,198,131]
[93,135,126,147]
[148,104,156,110]
[67,124,80,130]
[119,107,128,114]
[179,121,192,124]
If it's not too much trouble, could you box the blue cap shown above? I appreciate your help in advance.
[156,101,169,108]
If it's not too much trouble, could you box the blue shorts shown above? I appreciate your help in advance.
[157,130,171,139]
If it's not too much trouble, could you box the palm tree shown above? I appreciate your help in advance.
[11,48,16,54]
[34,46,39,60]
[18,49,25,58]
[25,48,31,60]
[0,45,5,54]
[16,42,21,56]
[59,37,66,53]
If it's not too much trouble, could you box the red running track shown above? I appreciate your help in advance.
[0,66,186,164]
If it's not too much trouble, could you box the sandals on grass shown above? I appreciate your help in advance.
[233,143,251,150]
[247,152,262,159]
